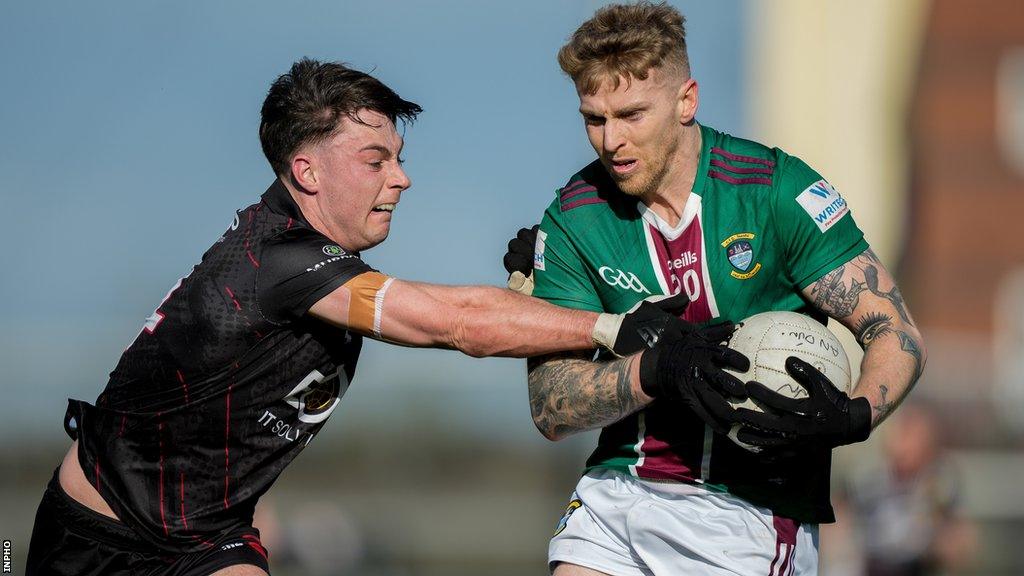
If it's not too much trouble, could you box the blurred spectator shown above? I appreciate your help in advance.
[254,496,366,575]
[843,403,977,576]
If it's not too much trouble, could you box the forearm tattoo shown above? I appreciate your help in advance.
[527,353,641,439]
[898,330,925,383]
[874,384,896,420]
[854,312,894,348]
[814,249,926,424]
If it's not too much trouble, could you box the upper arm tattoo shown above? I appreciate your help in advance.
[863,262,912,325]
[808,249,926,424]
[810,265,866,318]
[527,351,641,439]
[810,249,915,326]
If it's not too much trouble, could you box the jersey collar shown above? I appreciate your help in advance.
[637,193,703,241]
[632,123,714,240]
[691,122,714,198]
[262,178,310,225]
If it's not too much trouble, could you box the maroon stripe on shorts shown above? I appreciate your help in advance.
[768,516,800,576]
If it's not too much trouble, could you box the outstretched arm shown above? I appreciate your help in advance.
[308,276,688,359]
[804,248,926,427]
[309,278,597,358]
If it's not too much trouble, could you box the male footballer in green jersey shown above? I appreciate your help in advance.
[503,3,926,575]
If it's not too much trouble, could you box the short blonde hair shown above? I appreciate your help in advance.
[558,2,690,94]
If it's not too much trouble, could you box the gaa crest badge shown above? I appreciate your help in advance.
[721,233,762,280]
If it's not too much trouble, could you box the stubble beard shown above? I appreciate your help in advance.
[612,137,680,198]
[617,158,671,198]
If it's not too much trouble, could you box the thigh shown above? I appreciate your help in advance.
[26,475,142,576]
[552,562,614,576]
[209,565,269,576]
[548,471,648,576]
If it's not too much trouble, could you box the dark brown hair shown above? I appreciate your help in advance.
[259,58,422,176]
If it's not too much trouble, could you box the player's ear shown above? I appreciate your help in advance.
[290,152,318,194]
[677,78,698,125]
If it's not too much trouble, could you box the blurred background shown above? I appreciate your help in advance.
[1,0,1022,574]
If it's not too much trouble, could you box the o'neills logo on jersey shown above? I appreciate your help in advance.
[667,250,698,271]
[284,368,349,424]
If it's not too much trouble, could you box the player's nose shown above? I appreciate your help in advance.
[390,163,411,191]
[602,121,626,153]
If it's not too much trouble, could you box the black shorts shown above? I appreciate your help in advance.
[26,470,270,576]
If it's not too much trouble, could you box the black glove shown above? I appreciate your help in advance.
[733,357,872,451]
[639,322,750,435]
[503,225,538,295]
[594,293,694,356]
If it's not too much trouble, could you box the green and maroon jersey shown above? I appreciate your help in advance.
[533,124,868,523]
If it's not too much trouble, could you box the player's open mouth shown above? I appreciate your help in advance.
[372,203,396,213]
[610,159,638,175]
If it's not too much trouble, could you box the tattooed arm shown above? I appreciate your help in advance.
[527,350,653,441]
[805,248,926,427]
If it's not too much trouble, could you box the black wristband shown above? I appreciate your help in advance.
[639,346,663,398]
[846,397,873,445]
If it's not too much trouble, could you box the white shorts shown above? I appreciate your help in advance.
[549,470,819,576]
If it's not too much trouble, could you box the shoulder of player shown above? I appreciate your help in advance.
[704,128,781,193]
[545,159,631,227]
[705,129,827,202]
[258,224,361,268]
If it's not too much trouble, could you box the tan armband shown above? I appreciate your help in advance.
[343,271,394,338]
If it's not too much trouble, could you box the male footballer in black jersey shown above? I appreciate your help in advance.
[25,59,746,576]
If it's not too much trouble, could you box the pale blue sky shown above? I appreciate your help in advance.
[0,0,748,440]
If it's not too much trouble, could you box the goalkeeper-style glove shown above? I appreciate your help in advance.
[734,357,872,451]
[503,225,538,296]
[592,293,693,356]
[637,320,750,434]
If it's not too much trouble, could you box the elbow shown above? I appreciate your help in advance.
[445,308,490,358]
[902,324,928,387]
[451,334,490,358]
[912,325,928,369]
[447,306,511,358]
[533,418,565,442]
[529,394,566,441]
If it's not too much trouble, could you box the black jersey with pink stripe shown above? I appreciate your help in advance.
[66,179,374,552]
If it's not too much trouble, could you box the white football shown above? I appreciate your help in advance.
[724,311,852,452]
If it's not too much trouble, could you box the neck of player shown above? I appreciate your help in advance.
[639,122,702,228]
